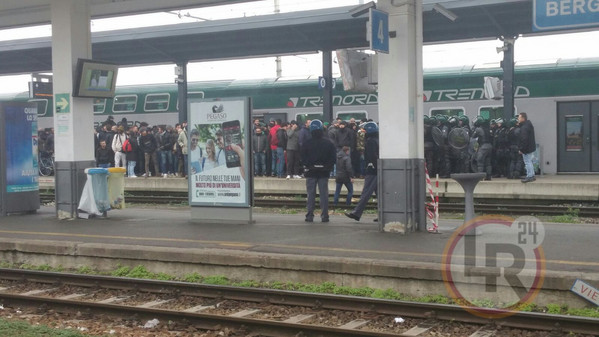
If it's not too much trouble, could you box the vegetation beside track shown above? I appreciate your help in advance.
[0,318,91,337]
[2,261,599,319]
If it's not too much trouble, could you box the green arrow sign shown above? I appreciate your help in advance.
[55,93,70,113]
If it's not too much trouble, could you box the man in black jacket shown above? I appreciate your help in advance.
[345,122,379,221]
[301,120,336,223]
[518,112,536,183]
[139,127,159,178]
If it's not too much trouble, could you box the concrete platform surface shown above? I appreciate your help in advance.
[0,206,596,274]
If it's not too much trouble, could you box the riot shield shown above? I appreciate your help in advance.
[448,127,470,150]
[432,127,445,146]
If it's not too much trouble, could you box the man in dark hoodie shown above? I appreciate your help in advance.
[333,146,353,207]
[301,120,336,223]
[345,122,379,222]
[518,112,536,183]
[139,127,159,178]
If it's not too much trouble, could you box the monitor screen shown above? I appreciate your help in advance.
[73,59,119,98]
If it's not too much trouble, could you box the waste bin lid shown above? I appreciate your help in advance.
[107,167,126,173]
[85,168,109,175]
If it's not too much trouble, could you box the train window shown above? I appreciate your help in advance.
[177,92,205,110]
[296,113,323,125]
[93,98,106,114]
[337,111,367,122]
[28,99,48,117]
[478,106,517,120]
[430,108,464,116]
[144,93,170,112]
[113,95,137,113]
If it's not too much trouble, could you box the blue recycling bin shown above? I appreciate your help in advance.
[78,168,110,217]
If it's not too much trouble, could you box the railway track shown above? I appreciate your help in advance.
[0,268,597,336]
[39,193,599,217]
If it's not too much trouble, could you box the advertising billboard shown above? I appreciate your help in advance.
[188,97,251,208]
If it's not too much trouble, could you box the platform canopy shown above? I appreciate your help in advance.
[0,0,581,76]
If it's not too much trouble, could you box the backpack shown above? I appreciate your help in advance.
[122,138,132,153]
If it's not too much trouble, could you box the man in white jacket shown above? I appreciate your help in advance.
[112,125,127,168]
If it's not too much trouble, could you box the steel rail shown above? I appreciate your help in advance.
[40,193,599,217]
[0,268,597,334]
[0,293,401,337]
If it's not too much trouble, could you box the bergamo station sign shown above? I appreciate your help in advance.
[534,0,599,31]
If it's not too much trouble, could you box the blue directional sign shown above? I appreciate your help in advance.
[369,8,389,54]
[533,0,599,31]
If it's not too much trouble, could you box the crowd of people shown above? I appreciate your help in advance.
[424,112,536,183]
[89,110,536,222]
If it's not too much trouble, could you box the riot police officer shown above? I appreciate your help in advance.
[424,115,437,176]
[473,116,493,180]
[433,115,451,178]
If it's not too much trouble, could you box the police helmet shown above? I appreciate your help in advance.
[510,117,519,126]
[448,116,458,127]
[490,119,496,125]
[473,116,487,127]
[424,115,430,124]
[363,121,379,134]
[458,115,470,126]
[310,119,324,131]
[495,118,504,126]
[435,115,448,124]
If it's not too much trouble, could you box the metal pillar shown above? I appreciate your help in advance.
[322,50,333,123]
[501,38,516,121]
[177,62,188,124]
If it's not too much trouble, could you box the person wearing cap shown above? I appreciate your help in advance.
[301,120,336,223]
[345,121,379,222]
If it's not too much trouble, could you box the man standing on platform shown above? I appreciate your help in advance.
[345,122,379,222]
[301,120,336,223]
[518,112,536,183]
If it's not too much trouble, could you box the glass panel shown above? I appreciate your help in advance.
[565,115,583,152]
[295,113,323,125]
[177,92,205,110]
[479,106,506,120]
[144,93,170,112]
[93,98,106,114]
[430,108,464,116]
[113,95,137,113]
[336,111,367,121]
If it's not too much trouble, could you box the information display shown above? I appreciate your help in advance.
[188,97,251,207]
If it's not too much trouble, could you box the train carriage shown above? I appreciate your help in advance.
[2,57,599,174]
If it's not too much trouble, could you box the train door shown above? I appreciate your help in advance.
[557,101,599,172]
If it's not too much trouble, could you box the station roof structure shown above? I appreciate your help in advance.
[0,0,575,76]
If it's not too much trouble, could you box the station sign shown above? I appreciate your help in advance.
[571,279,599,306]
[369,8,389,54]
[318,76,336,90]
[533,0,599,31]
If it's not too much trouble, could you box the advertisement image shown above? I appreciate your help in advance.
[4,105,39,193]
[188,98,250,207]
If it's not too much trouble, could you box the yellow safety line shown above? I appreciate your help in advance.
[0,230,597,268]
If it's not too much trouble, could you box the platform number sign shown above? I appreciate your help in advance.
[369,8,389,54]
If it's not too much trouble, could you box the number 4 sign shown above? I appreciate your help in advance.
[369,8,389,54]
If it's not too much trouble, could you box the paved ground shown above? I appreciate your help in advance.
[0,205,597,274]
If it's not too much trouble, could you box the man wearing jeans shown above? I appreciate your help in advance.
[518,112,536,183]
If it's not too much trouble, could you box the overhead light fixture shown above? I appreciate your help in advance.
[433,3,458,22]
[349,1,376,17]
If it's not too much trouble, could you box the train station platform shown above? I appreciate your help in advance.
[39,174,599,202]
[0,204,597,308]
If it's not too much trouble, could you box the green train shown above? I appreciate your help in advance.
[2,57,599,174]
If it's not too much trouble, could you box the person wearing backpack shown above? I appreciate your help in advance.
[125,130,138,177]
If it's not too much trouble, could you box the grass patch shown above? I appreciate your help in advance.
[0,318,92,337]
[552,207,580,223]
[5,261,599,319]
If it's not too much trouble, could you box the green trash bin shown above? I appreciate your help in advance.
[107,167,126,209]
